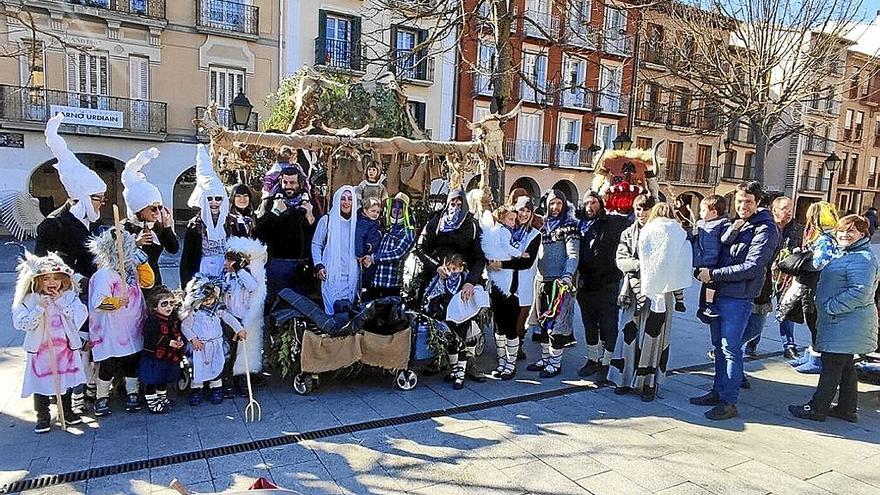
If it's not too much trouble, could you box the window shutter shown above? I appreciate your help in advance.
[67,53,78,92]
[351,17,362,70]
[129,56,149,100]
[416,102,426,130]
[316,10,327,65]
[416,28,428,80]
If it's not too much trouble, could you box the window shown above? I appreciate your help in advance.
[392,26,428,80]
[208,0,247,31]
[520,52,548,103]
[67,51,109,109]
[525,0,553,38]
[557,117,581,166]
[855,111,865,140]
[561,55,586,107]
[595,121,617,149]
[472,105,490,138]
[407,101,426,131]
[644,23,664,63]
[209,66,245,115]
[129,56,150,131]
[598,65,622,113]
[20,40,45,88]
[635,137,652,150]
[696,144,712,181]
[744,152,755,179]
[844,109,853,129]
[318,11,361,70]
[666,141,683,180]
[515,113,543,163]
[475,41,496,95]
[567,0,591,38]
[603,7,628,54]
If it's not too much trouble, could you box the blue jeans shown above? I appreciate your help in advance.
[743,312,767,345]
[746,316,797,350]
[710,296,753,404]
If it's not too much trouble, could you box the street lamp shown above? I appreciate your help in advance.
[613,132,632,151]
[229,91,253,130]
[823,151,841,202]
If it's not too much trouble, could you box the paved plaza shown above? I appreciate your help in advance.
[0,268,878,495]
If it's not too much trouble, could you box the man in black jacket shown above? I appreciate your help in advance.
[575,191,632,381]
[35,198,104,280]
[255,166,316,305]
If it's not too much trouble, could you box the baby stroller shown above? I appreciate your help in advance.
[269,289,452,395]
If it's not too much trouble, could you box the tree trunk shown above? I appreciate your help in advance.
[753,128,768,186]
[488,0,514,197]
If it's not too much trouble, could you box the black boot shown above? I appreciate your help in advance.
[60,391,83,426]
[34,395,51,433]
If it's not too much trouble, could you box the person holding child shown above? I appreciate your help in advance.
[361,193,416,301]
[13,252,88,433]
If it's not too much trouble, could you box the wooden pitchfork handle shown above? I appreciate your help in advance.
[112,205,126,279]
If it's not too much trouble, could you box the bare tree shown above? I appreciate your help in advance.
[637,0,871,182]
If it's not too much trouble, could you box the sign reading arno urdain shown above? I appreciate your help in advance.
[49,105,124,129]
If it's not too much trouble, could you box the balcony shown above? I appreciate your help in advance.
[564,20,599,50]
[559,87,591,110]
[728,123,756,144]
[477,3,517,32]
[804,135,832,155]
[554,146,595,168]
[391,50,434,84]
[315,37,365,73]
[64,0,165,19]
[601,30,634,57]
[0,85,166,137]
[523,10,561,39]
[520,81,555,105]
[588,90,628,115]
[805,96,840,116]
[635,102,719,131]
[799,174,830,193]
[473,71,493,96]
[504,139,551,165]
[863,83,880,106]
[721,164,758,182]
[194,106,258,139]
[661,162,718,186]
[197,0,259,37]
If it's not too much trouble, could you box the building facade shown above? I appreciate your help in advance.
[0,0,279,224]
[454,0,636,203]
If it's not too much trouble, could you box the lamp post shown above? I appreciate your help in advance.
[824,151,841,203]
[229,91,253,131]
[612,132,632,151]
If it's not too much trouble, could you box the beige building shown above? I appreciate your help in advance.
[0,0,280,223]
[281,0,457,143]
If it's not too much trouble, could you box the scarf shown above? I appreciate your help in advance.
[438,189,469,234]
[540,190,577,241]
[444,270,464,293]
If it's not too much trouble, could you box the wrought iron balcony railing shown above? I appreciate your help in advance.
[391,49,434,83]
[660,162,718,185]
[601,30,633,57]
[504,139,551,165]
[315,37,366,72]
[65,0,166,19]
[0,84,166,135]
[799,174,830,192]
[588,90,628,115]
[197,0,259,36]
[523,10,561,39]
[721,164,758,181]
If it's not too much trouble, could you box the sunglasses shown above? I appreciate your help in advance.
[158,300,174,308]
[146,205,161,212]
[90,195,106,203]
[207,196,224,202]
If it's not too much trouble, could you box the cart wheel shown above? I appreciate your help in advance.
[293,373,313,396]
[474,331,486,357]
[177,366,192,392]
[395,369,418,391]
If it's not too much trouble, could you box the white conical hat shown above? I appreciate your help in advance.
[45,113,106,222]
[122,147,161,218]
[186,144,228,241]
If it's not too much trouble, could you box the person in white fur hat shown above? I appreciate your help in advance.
[121,147,179,287]
[180,145,230,287]
[35,113,107,280]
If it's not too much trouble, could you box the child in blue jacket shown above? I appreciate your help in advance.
[691,195,732,321]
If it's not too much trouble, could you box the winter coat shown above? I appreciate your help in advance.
[417,212,486,286]
[254,198,315,260]
[123,220,179,286]
[616,221,642,276]
[816,237,880,354]
[710,208,780,299]
[577,212,631,289]
[35,206,101,279]
[691,217,731,268]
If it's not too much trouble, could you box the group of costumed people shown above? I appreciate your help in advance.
[16,114,266,434]
[20,112,873,434]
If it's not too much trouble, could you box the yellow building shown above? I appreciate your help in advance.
[0,0,280,222]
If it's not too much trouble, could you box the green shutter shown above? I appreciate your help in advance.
[416,29,428,80]
[316,10,327,66]
[352,17,362,70]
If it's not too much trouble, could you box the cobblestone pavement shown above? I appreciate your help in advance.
[1,269,878,495]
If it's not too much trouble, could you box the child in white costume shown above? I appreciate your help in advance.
[481,205,528,262]
[222,237,267,397]
[87,228,155,416]
[180,274,245,406]
[13,251,88,433]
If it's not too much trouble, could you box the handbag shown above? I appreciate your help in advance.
[777,250,813,276]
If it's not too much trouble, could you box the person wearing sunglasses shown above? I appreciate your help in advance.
[180,145,230,287]
[121,147,179,288]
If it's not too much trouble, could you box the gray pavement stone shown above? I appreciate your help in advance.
[500,459,593,495]
[259,443,318,469]
[657,451,768,495]
[654,482,714,495]
[150,459,212,487]
[206,451,266,476]
[85,469,150,495]
[806,471,880,495]
[211,468,274,493]
[575,470,650,495]
[725,460,832,495]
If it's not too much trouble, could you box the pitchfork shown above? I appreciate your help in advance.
[240,339,262,422]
